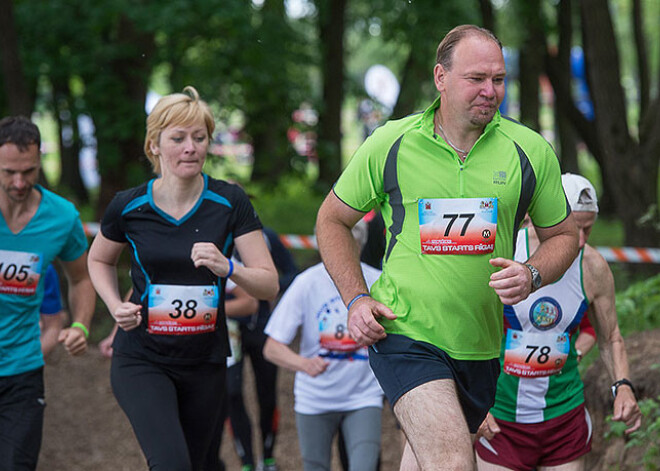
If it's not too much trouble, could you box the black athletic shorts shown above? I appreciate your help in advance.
[368,333,500,433]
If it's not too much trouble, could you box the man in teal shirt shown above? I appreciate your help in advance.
[316,25,578,470]
[0,116,95,470]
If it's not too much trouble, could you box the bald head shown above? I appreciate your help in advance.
[436,25,502,72]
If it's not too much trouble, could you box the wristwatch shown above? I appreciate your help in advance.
[611,378,635,398]
[525,263,542,292]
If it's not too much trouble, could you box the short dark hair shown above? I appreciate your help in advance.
[0,116,41,152]
[436,25,502,70]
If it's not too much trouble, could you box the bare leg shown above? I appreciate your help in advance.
[540,457,585,471]
[393,379,474,471]
[475,453,513,470]
[399,440,420,471]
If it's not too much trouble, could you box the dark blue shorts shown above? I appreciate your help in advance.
[368,333,500,433]
[0,367,45,470]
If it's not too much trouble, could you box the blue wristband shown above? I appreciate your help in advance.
[347,293,370,311]
[226,259,234,278]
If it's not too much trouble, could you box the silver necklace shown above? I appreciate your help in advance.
[437,123,469,154]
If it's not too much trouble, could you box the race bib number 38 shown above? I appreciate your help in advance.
[0,249,43,296]
[148,284,218,335]
[418,198,497,255]
[503,330,569,377]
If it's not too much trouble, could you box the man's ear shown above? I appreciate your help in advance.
[433,63,446,93]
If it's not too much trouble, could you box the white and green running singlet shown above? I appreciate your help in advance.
[491,229,587,423]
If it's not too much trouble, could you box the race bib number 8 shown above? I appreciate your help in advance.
[0,249,43,296]
[318,298,360,353]
[418,198,497,255]
[148,284,218,335]
[503,330,569,377]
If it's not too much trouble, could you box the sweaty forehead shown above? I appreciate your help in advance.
[163,122,208,134]
[451,36,505,71]
[0,142,40,167]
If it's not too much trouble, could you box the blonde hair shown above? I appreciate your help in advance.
[144,86,215,174]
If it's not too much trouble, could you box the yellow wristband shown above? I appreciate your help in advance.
[71,322,89,339]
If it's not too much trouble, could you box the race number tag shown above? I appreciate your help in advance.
[148,284,218,335]
[318,304,359,352]
[0,249,43,296]
[418,198,497,255]
[503,330,569,377]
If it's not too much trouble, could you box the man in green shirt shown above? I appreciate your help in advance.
[316,25,578,470]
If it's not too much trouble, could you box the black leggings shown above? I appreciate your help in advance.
[226,325,278,466]
[111,355,226,471]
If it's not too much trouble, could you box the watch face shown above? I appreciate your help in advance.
[526,264,542,290]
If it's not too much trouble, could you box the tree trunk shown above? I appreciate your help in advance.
[316,0,346,190]
[517,0,543,132]
[0,0,32,116]
[553,0,578,173]
[580,0,659,247]
[632,0,650,126]
[52,78,88,204]
[478,0,495,34]
[247,0,295,186]
[91,15,155,216]
[391,49,426,120]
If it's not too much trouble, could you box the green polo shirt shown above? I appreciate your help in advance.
[333,97,569,360]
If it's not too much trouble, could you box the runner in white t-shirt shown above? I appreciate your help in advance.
[263,220,384,471]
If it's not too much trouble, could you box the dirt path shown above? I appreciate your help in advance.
[38,347,402,470]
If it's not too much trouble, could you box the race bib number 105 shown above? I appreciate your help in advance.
[418,198,497,255]
[0,249,43,296]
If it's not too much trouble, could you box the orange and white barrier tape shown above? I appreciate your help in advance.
[83,223,660,263]
[83,222,100,237]
[596,247,660,264]
[278,234,317,250]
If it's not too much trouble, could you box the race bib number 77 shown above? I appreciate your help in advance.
[418,198,497,255]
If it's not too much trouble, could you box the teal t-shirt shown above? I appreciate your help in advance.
[0,186,88,376]
[333,97,569,360]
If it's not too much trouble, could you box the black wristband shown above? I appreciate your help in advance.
[611,378,635,398]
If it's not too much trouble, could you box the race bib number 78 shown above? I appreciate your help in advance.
[418,198,497,255]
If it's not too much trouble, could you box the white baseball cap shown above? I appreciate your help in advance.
[561,173,599,213]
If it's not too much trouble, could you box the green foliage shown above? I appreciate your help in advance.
[615,274,660,336]
[606,395,660,470]
[248,176,324,236]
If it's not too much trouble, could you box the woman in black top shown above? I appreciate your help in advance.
[88,86,278,470]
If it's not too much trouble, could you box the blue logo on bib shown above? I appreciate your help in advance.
[529,297,562,330]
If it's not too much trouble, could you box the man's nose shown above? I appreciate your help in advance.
[13,174,27,188]
[481,80,496,98]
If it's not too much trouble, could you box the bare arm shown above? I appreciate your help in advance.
[316,192,396,346]
[57,252,96,355]
[225,285,259,318]
[575,331,596,361]
[583,244,641,434]
[263,337,328,377]
[490,214,578,305]
[192,230,278,300]
[40,312,64,357]
[87,233,142,331]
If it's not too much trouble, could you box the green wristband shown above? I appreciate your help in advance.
[71,322,89,339]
